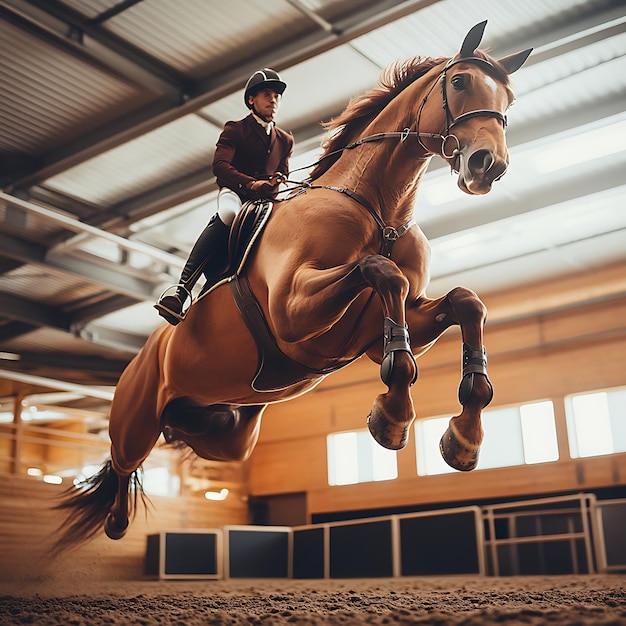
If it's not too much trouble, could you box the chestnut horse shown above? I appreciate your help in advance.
[53,21,532,550]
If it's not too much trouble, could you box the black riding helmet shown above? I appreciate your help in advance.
[244,69,287,109]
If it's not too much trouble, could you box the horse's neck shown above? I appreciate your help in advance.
[316,65,447,224]
[319,136,432,225]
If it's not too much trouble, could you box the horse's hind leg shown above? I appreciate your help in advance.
[104,474,130,540]
[106,388,161,539]
[104,331,166,539]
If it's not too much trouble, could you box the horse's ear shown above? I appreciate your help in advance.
[460,20,488,57]
[498,48,533,74]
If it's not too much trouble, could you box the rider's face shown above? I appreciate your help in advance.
[249,88,281,121]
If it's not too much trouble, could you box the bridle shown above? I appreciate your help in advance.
[283,55,510,256]
[416,56,508,161]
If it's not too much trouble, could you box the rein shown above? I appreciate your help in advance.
[278,56,508,255]
[287,56,508,178]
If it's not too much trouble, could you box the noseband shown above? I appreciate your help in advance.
[416,56,508,159]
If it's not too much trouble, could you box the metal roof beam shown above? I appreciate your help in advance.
[423,161,625,240]
[0,231,157,299]
[6,0,440,190]
[90,166,216,231]
[0,288,145,355]
[0,291,71,331]
[0,320,39,342]
[0,291,143,352]
[0,364,122,394]
[0,277,146,350]
[0,192,185,269]
[73,323,145,354]
[70,294,140,324]
[0,0,185,99]
[488,0,626,63]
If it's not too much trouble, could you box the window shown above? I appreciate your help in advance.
[327,430,398,486]
[566,388,626,458]
[415,400,559,475]
[142,465,181,497]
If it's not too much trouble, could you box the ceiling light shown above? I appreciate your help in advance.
[205,488,229,501]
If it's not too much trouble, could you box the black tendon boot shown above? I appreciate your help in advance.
[154,214,231,325]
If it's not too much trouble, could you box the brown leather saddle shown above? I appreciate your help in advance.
[221,200,360,393]
[228,199,273,274]
[198,199,271,298]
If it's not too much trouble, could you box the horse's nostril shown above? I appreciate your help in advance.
[468,149,493,174]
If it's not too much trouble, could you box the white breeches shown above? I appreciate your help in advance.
[216,188,243,226]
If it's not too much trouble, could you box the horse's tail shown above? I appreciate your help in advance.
[49,460,146,555]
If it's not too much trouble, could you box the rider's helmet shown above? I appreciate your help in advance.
[244,69,287,109]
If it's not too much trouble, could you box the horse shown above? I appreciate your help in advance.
[53,21,532,551]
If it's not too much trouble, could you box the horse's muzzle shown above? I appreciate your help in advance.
[457,148,508,195]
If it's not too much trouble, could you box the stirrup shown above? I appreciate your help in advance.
[154,285,192,322]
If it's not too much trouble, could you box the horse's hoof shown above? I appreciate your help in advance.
[367,404,409,450]
[439,423,479,471]
[104,514,129,540]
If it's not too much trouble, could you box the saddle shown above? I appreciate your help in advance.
[198,199,271,298]
[227,199,273,274]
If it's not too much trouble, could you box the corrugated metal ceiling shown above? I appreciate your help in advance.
[0,18,150,155]
[0,0,624,395]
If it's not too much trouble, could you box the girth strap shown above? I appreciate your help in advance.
[229,275,321,392]
[230,274,363,393]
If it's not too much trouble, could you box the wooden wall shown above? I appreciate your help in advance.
[247,262,626,520]
[0,262,624,582]
[0,472,249,583]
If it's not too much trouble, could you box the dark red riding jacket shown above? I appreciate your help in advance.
[212,114,293,202]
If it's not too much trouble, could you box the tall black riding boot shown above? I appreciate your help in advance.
[154,214,231,325]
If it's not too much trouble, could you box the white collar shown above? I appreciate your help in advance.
[251,112,275,135]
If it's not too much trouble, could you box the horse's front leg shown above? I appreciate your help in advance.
[405,286,494,470]
[439,287,493,470]
[359,258,419,451]
[273,255,418,450]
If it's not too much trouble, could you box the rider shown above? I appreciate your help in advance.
[155,68,294,325]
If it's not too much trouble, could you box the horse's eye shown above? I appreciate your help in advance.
[451,75,465,90]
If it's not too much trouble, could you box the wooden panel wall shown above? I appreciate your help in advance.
[0,473,249,583]
[248,264,626,520]
[1,262,624,582]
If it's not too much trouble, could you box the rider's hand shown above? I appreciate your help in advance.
[247,179,276,196]
[270,172,286,186]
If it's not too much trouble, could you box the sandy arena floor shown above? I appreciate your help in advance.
[1,574,625,625]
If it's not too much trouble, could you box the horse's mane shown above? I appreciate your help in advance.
[308,50,509,181]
